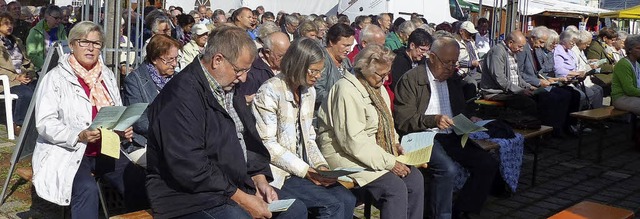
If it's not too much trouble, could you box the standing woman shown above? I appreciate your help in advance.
[122,34,181,167]
[0,12,35,134]
[32,21,146,218]
[252,38,356,219]
[315,23,354,109]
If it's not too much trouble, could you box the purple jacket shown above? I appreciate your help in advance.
[553,44,577,78]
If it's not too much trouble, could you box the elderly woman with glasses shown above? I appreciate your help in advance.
[32,21,147,219]
[252,38,356,219]
[317,44,424,219]
[612,34,640,148]
[122,34,181,167]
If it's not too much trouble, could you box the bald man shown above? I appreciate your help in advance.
[236,32,291,104]
[347,24,386,63]
[394,36,498,219]
[480,31,538,116]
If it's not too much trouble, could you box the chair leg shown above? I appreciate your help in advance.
[4,98,14,140]
[96,178,109,218]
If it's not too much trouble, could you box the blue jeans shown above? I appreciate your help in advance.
[9,81,35,125]
[281,176,357,219]
[175,188,307,219]
[71,153,148,219]
[423,141,457,219]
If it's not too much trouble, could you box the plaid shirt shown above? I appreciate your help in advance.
[504,42,520,87]
[199,60,247,162]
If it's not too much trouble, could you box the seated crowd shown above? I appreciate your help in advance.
[12,2,639,219]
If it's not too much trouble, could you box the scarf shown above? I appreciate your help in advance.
[1,36,14,51]
[147,63,171,90]
[69,55,113,111]
[357,75,397,156]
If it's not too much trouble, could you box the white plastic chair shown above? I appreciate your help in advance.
[0,75,18,140]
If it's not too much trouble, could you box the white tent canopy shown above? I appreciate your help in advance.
[466,0,610,16]
[56,0,460,24]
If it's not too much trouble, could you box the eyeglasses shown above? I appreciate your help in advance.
[221,54,251,75]
[158,55,181,65]
[374,70,390,79]
[432,52,457,69]
[307,68,324,77]
[417,46,430,53]
[76,39,103,49]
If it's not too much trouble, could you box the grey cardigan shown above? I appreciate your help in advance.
[480,41,531,95]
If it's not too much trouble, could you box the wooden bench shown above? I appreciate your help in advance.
[570,106,630,162]
[548,201,634,219]
[514,125,553,186]
[110,209,153,219]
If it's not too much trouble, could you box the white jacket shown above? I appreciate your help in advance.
[32,54,122,206]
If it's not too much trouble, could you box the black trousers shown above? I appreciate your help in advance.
[436,133,499,213]
[533,87,576,136]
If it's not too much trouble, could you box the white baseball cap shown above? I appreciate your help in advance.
[460,21,478,34]
[191,24,209,36]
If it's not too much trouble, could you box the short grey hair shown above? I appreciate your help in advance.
[257,21,281,44]
[545,30,559,50]
[68,21,105,44]
[145,10,172,34]
[624,34,640,52]
[398,21,416,35]
[432,30,453,39]
[565,25,578,32]
[353,44,395,78]
[285,15,299,25]
[280,37,325,88]
[529,26,549,40]
[359,24,384,43]
[559,30,577,44]
[618,30,629,40]
[575,30,593,45]
[431,36,459,54]
[202,26,257,64]
[326,15,338,27]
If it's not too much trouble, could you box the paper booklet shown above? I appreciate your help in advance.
[451,114,492,147]
[395,131,436,165]
[89,103,148,131]
[89,103,148,159]
[268,199,296,212]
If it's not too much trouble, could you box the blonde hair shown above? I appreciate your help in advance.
[353,44,395,77]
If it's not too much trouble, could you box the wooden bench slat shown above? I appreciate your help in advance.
[16,167,33,181]
[109,209,153,219]
[548,201,634,219]
[514,125,553,139]
[570,106,629,121]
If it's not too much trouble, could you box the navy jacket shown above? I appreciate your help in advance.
[145,59,273,219]
[235,53,274,97]
[122,63,159,148]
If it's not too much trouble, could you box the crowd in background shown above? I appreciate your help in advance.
[1,1,639,219]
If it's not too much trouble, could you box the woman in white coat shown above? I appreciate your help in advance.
[32,21,146,218]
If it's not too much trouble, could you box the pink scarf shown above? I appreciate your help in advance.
[69,55,113,110]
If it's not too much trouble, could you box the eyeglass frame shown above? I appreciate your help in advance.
[307,68,325,77]
[221,54,251,75]
[431,52,458,69]
[158,54,181,65]
[76,39,103,49]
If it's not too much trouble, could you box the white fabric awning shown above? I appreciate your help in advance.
[466,0,610,16]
